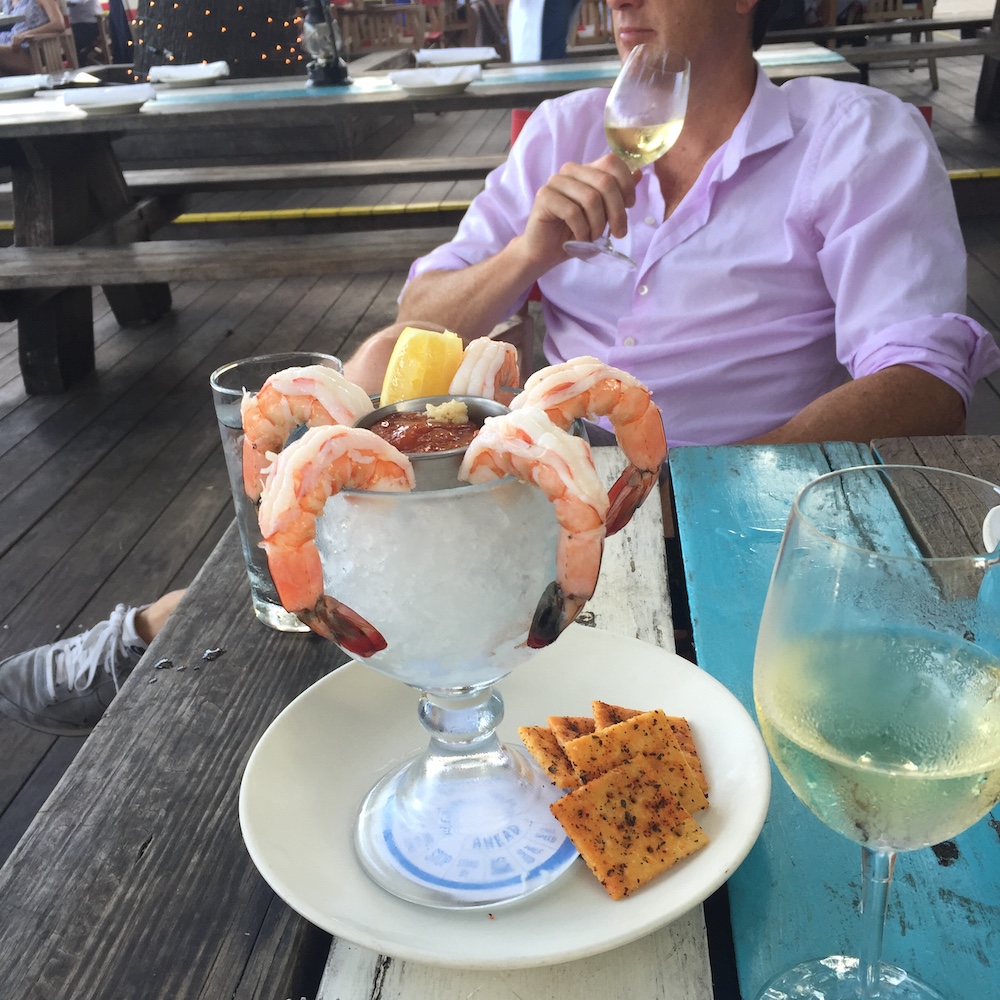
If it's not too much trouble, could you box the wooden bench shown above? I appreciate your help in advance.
[763,14,992,46]
[0,154,505,201]
[838,30,1000,83]
[0,226,458,288]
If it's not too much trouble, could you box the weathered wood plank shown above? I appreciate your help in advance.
[0,531,339,998]
[841,34,1000,67]
[764,16,992,46]
[0,228,457,288]
[872,433,1000,484]
[122,154,505,195]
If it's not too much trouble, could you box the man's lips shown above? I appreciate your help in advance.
[616,26,655,46]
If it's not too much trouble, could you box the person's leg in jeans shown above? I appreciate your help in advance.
[540,0,583,60]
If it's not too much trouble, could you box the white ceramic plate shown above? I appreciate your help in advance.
[152,73,219,89]
[52,84,155,115]
[0,73,49,99]
[239,624,770,969]
[148,59,229,87]
[414,46,500,67]
[388,65,480,97]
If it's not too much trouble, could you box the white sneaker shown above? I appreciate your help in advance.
[0,604,148,736]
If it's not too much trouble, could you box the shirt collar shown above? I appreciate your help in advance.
[717,65,796,183]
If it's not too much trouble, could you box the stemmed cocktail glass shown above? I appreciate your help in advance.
[312,411,578,908]
[753,465,1000,999]
[563,42,690,270]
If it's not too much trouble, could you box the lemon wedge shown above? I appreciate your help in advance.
[379,326,465,406]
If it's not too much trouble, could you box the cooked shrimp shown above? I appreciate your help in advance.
[257,424,415,654]
[241,365,374,501]
[448,337,520,403]
[459,409,608,648]
[510,358,666,535]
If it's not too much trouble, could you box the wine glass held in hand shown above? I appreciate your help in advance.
[564,43,690,271]
[753,465,1000,1000]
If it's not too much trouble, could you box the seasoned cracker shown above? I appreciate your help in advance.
[547,714,597,747]
[592,702,708,795]
[591,700,642,729]
[562,709,708,813]
[517,725,580,790]
[665,715,708,794]
[550,753,709,900]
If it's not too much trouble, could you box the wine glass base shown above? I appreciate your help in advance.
[757,956,946,1000]
[563,238,637,270]
[354,751,578,909]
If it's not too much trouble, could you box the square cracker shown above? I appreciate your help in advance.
[563,709,708,813]
[592,700,641,728]
[593,701,708,795]
[665,715,708,794]
[517,725,580,790]
[547,714,596,747]
[550,753,709,900]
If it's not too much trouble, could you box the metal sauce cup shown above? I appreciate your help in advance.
[355,395,509,492]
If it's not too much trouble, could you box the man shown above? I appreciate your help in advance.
[345,0,1000,446]
[2,0,995,736]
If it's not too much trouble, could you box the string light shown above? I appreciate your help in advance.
[134,0,304,79]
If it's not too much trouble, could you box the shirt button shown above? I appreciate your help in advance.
[644,216,656,226]
[623,336,636,347]
[638,285,649,296]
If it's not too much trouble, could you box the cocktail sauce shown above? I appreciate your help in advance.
[368,412,479,454]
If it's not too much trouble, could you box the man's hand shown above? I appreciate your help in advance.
[516,153,639,272]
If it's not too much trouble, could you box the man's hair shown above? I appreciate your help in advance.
[752,0,783,49]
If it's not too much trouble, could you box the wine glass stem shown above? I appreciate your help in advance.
[858,847,896,997]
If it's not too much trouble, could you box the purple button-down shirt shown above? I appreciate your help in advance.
[408,68,1000,446]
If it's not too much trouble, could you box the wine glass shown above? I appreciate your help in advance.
[753,465,1000,1000]
[563,43,690,270]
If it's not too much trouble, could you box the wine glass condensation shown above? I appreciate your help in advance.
[563,43,690,270]
[753,465,1000,1000]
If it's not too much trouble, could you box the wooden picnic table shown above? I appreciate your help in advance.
[0,447,728,1000]
[670,436,1000,1000]
[1,436,996,998]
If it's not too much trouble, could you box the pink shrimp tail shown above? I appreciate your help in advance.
[605,465,659,536]
[526,581,588,649]
[299,595,388,656]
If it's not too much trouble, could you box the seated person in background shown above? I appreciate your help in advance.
[0,0,69,74]
[345,0,1000,447]
[508,0,584,62]
[2,0,998,738]
[67,0,102,64]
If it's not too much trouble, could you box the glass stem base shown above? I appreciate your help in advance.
[353,685,578,908]
[757,956,946,999]
[562,235,637,270]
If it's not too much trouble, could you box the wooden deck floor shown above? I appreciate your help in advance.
[3,52,1000,870]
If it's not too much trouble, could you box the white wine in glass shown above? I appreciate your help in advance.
[563,43,689,270]
[753,465,1000,1000]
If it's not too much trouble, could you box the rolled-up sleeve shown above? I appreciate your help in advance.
[812,95,1000,406]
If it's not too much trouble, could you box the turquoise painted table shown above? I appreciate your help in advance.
[670,440,1000,1000]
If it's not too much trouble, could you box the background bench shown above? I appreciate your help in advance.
[0,227,458,288]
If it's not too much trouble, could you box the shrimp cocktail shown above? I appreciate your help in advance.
[241,329,667,908]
